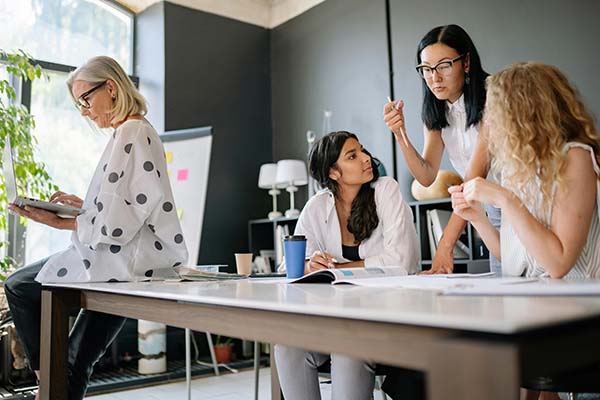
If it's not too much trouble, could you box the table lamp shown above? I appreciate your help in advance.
[275,159,308,218]
[258,163,284,220]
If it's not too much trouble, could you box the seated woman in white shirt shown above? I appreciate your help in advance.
[450,62,600,400]
[274,131,419,400]
[4,56,188,400]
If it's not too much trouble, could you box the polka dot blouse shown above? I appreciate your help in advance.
[35,119,189,283]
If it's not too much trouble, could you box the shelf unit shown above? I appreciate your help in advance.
[248,217,298,272]
[409,198,490,273]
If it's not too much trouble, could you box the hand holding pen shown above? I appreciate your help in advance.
[383,96,410,148]
[307,240,338,272]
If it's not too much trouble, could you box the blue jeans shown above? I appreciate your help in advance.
[485,205,502,275]
[4,258,127,400]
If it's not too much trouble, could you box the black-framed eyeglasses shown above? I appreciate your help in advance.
[75,81,106,110]
[416,54,466,79]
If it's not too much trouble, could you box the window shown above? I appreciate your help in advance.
[0,0,135,265]
[0,0,134,73]
[25,71,109,262]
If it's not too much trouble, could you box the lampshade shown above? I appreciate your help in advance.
[276,160,308,186]
[258,163,280,189]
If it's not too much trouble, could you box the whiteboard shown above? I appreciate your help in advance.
[160,127,212,267]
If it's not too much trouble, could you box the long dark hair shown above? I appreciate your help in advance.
[308,131,380,243]
[416,24,488,130]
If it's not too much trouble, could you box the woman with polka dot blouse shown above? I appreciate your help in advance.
[4,56,188,400]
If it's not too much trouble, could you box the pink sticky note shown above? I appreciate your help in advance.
[177,168,189,181]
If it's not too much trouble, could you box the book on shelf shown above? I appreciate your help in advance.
[472,228,490,259]
[275,224,291,266]
[427,209,470,259]
[289,266,408,284]
[426,210,436,259]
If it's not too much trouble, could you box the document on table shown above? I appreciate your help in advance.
[443,279,600,296]
[337,274,532,290]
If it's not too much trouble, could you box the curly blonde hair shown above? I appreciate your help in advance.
[485,62,599,215]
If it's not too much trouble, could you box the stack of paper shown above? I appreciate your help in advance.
[174,266,246,282]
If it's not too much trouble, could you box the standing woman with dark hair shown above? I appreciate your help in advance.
[383,24,500,275]
[274,131,418,400]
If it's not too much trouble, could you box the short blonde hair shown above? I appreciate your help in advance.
[66,56,147,125]
[486,62,599,215]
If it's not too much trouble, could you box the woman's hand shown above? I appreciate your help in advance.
[8,204,77,231]
[50,191,84,208]
[422,247,454,274]
[462,177,510,209]
[383,100,410,147]
[306,250,338,273]
[450,184,487,223]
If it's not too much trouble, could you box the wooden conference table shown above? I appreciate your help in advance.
[39,279,600,399]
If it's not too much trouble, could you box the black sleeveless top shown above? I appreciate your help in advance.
[342,245,361,262]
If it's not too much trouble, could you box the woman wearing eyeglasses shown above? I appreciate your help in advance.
[4,56,188,400]
[383,24,500,276]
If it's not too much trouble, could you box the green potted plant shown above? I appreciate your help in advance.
[214,334,234,364]
[0,49,57,281]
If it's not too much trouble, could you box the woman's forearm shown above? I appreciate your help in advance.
[338,260,365,268]
[470,217,500,260]
[437,214,468,253]
[398,140,437,186]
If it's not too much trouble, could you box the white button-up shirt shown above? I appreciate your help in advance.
[36,119,188,283]
[294,177,419,272]
[441,94,480,178]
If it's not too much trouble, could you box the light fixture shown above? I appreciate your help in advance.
[258,163,285,220]
[275,159,308,218]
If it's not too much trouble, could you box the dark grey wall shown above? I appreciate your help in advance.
[136,0,600,264]
[271,0,394,206]
[137,2,272,269]
[389,0,600,200]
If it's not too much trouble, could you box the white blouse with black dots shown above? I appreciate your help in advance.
[35,119,189,283]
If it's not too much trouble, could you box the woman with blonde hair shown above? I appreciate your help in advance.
[451,62,600,284]
[4,56,188,399]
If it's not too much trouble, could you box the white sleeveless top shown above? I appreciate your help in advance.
[440,95,480,178]
[501,142,600,278]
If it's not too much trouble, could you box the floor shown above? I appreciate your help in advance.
[87,367,390,400]
[87,367,319,400]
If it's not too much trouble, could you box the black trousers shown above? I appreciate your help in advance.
[4,258,127,400]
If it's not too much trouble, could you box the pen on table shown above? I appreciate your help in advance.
[386,96,410,148]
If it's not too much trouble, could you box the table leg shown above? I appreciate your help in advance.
[428,338,520,400]
[39,289,80,400]
[269,344,282,400]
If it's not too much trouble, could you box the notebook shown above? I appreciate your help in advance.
[2,134,83,218]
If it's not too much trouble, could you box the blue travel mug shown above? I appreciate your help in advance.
[283,235,307,279]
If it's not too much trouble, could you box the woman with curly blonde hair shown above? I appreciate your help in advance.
[450,62,600,282]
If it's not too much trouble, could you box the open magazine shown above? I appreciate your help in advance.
[289,266,409,284]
